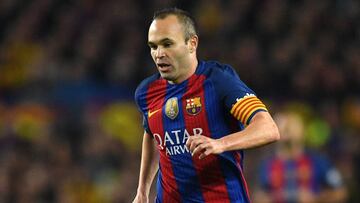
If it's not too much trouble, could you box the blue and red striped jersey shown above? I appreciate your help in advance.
[259,151,344,203]
[135,61,267,203]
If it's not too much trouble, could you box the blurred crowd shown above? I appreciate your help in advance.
[0,0,359,202]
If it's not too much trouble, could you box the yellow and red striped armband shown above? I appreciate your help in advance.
[230,95,267,125]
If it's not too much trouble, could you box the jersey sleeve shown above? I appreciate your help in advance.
[134,82,152,136]
[141,115,152,135]
[212,64,268,125]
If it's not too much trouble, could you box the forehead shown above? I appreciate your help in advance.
[148,15,184,43]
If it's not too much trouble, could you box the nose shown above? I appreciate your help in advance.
[155,47,165,59]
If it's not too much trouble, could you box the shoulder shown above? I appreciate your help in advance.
[198,60,253,94]
[134,73,161,110]
[135,73,160,98]
[258,154,278,179]
[306,150,332,166]
[198,60,239,79]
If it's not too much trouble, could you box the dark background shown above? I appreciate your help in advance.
[0,0,359,202]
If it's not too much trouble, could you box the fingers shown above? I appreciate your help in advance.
[186,136,213,159]
[185,135,203,153]
[198,150,211,159]
[186,136,200,152]
[191,143,207,156]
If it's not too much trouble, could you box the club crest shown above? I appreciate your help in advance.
[165,97,179,119]
[186,97,202,115]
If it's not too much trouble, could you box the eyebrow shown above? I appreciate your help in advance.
[148,38,174,46]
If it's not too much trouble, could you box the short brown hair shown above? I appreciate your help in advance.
[153,8,197,42]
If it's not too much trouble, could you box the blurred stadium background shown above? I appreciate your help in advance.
[0,0,359,202]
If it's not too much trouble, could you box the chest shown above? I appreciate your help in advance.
[145,77,221,147]
[269,157,316,190]
[147,80,215,125]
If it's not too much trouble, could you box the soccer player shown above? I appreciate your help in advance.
[254,110,347,203]
[133,8,280,203]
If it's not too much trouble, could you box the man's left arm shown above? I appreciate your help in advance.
[186,111,280,159]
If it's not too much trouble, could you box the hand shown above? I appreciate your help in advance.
[185,135,224,159]
[132,193,149,203]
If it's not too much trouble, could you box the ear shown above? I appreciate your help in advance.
[188,35,198,53]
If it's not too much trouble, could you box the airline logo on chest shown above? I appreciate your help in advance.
[165,97,179,119]
[153,128,203,156]
[186,97,202,115]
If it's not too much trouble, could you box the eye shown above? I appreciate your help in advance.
[148,44,157,50]
[163,42,172,48]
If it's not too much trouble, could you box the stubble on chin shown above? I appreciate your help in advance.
[160,73,178,83]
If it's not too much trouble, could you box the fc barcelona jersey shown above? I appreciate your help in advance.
[259,152,344,203]
[135,61,268,203]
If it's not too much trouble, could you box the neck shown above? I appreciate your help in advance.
[170,57,198,84]
[278,144,304,160]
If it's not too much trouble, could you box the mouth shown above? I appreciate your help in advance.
[157,63,172,72]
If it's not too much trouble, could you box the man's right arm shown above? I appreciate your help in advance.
[133,132,159,203]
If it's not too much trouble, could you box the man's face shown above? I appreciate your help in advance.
[148,15,194,83]
[275,112,304,149]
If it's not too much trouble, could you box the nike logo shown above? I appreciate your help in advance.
[148,109,161,118]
